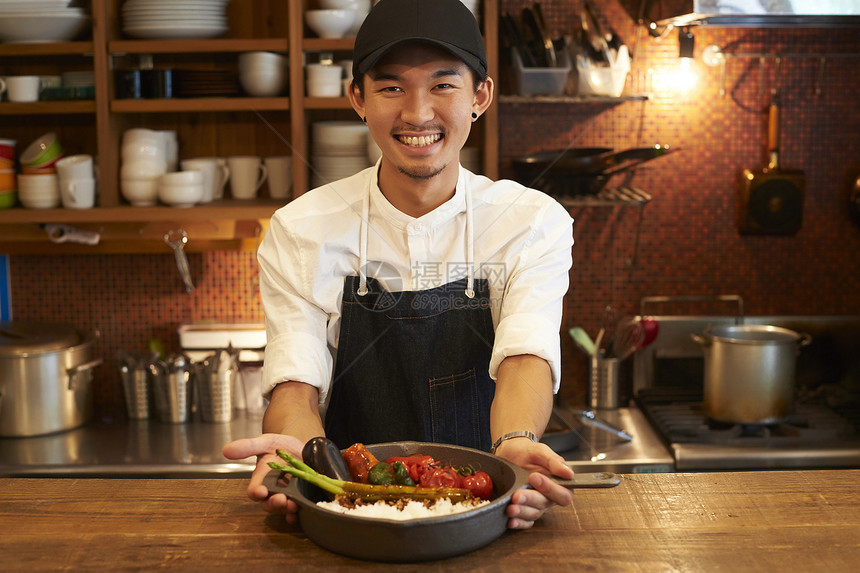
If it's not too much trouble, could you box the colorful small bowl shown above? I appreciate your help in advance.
[0,139,15,162]
[20,132,64,168]
[0,190,17,209]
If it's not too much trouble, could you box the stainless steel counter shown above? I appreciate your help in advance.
[0,405,674,477]
[0,411,263,478]
[554,405,675,474]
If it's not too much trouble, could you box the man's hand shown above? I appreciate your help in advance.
[493,436,574,529]
[222,433,305,524]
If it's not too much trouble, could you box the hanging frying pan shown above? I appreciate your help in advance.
[512,145,678,195]
[738,93,805,235]
[849,174,860,229]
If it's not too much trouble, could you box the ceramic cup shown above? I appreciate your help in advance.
[264,156,293,199]
[60,178,96,209]
[180,158,229,203]
[17,173,59,209]
[227,156,267,199]
[3,76,41,103]
[55,154,94,181]
[186,156,230,199]
[306,63,343,97]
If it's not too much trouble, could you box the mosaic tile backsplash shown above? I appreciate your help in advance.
[8,1,860,415]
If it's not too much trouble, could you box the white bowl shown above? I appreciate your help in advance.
[240,71,286,97]
[238,51,285,69]
[158,183,204,207]
[160,170,203,186]
[121,161,167,181]
[121,178,158,206]
[0,13,90,44]
[305,9,355,39]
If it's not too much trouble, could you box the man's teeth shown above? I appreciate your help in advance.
[398,134,441,147]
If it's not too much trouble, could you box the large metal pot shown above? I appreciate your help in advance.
[0,321,102,437]
[692,325,811,424]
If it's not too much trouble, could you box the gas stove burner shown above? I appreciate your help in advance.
[644,401,854,447]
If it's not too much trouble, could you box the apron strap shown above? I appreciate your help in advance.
[357,187,370,297]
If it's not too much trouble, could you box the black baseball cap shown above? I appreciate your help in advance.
[352,0,487,81]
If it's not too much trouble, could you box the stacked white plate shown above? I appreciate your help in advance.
[0,1,90,44]
[122,0,230,40]
[310,121,372,188]
[62,70,95,87]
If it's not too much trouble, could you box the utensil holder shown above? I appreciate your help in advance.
[196,367,235,423]
[152,361,192,424]
[121,367,151,420]
[589,355,621,409]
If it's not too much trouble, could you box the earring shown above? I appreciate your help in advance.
[362,117,367,123]
[471,112,478,119]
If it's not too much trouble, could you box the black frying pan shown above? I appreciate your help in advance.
[738,94,805,235]
[513,146,678,195]
[265,441,619,562]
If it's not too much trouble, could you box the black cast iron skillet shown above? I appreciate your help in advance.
[264,441,619,562]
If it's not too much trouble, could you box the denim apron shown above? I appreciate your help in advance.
[324,175,496,451]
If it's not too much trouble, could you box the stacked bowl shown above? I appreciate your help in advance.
[319,0,371,36]
[305,8,356,39]
[0,1,92,44]
[310,121,372,188]
[120,128,169,206]
[238,51,287,97]
[158,170,204,207]
[19,132,64,174]
[0,139,15,209]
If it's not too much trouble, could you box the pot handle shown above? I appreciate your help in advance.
[797,332,813,352]
[67,357,104,390]
[690,333,710,346]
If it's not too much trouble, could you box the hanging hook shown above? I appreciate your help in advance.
[815,57,826,97]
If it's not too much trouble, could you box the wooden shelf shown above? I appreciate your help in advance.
[302,38,355,52]
[111,97,289,113]
[0,201,283,225]
[0,41,95,56]
[304,96,351,110]
[109,38,289,54]
[0,101,96,115]
[499,94,650,104]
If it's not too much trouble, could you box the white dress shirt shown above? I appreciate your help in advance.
[258,163,574,404]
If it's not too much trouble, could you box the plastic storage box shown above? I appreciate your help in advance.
[512,49,571,96]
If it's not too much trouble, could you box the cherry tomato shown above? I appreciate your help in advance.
[461,471,493,499]
[419,466,462,489]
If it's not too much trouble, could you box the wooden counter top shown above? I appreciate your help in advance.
[2,470,857,572]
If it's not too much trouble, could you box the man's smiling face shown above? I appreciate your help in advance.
[357,43,488,183]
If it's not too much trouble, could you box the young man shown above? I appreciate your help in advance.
[223,0,575,529]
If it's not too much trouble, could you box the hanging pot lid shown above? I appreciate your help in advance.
[0,321,83,355]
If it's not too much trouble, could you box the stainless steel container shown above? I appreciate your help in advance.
[0,321,102,437]
[692,324,811,424]
[152,355,193,423]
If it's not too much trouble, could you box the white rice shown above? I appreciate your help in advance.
[316,497,490,520]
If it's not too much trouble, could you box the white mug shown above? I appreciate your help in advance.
[191,157,230,199]
[55,154,94,180]
[264,156,293,199]
[227,156,267,200]
[181,158,230,203]
[60,178,96,209]
[3,76,41,103]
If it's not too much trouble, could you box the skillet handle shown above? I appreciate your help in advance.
[550,471,621,489]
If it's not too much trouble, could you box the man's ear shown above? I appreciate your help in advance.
[347,79,366,121]
[473,76,494,117]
